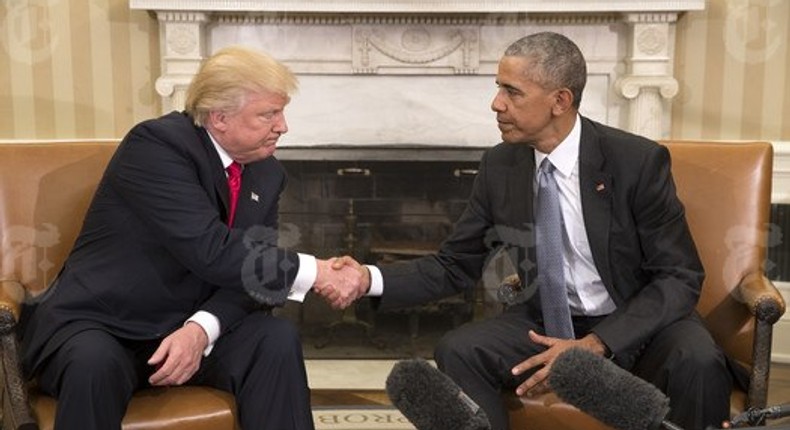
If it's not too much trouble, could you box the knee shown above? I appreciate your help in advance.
[62,344,130,379]
[55,344,136,397]
[435,328,475,366]
[251,316,302,358]
[667,343,729,386]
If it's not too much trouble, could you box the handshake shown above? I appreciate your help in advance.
[313,256,370,310]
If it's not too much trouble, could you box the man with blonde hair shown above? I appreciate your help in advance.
[20,46,365,429]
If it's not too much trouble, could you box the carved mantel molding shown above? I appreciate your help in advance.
[130,0,705,144]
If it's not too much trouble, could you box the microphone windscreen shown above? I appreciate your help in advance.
[549,348,670,430]
[385,358,490,430]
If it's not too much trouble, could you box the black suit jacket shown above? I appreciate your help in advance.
[378,116,704,356]
[21,112,300,375]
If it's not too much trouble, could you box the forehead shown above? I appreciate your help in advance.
[496,56,537,86]
[242,91,290,109]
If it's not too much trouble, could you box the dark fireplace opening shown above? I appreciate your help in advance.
[272,146,508,359]
[767,204,790,282]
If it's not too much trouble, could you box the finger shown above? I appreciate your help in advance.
[322,288,340,302]
[331,256,348,269]
[528,329,553,347]
[516,366,548,397]
[148,339,180,385]
[149,359,172,385]
[331,297,346,310]
[147,342,168,367]
[512,350,548,376]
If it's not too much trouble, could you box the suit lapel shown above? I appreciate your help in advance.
[194,127,236,225]
[503,146,537,286]
[578,118,615,291]
[233,164,267,228]
[508,146,535,229]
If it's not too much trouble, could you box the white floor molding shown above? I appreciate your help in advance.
[306,359,399,390]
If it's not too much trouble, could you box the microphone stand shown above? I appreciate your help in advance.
[661,419,685,430]
[727,404,790,427]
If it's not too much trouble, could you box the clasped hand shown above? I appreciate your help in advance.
[313,256,370,309]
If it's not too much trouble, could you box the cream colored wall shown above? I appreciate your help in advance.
[673,0,790,140]
[0,0,159,139]
[1,0,787,140]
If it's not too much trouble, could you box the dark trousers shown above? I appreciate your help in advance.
[434,305,733,430]
[37,312,315,430]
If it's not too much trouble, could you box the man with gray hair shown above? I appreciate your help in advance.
[331,32,733,429]
[20,46,366,429]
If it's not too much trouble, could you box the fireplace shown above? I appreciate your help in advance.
[272,146,510,358]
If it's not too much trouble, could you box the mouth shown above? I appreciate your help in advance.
[497,120,513,131]
[262,136,280,147]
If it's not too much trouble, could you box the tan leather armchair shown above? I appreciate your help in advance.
[0,142,238,430]
[507,141,786,429]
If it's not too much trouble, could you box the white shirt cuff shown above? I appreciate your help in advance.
[186,311,220,356]
[288,253,317,302]
[366,265,383,296]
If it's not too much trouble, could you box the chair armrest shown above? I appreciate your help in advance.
[735,273,786,409]
[502,274,521,288]
[0,280,37,430]
[736,273,786,325]
[0,280,26,332]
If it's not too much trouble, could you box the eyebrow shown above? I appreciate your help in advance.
[497,81,523,94]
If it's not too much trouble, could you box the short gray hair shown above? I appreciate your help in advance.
[504,32,586,109]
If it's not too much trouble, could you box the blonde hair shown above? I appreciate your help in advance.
[185,46,298,126]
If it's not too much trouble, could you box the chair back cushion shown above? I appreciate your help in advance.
[661,141,773,368]
[0,142,118,295]
[1,142,242,429]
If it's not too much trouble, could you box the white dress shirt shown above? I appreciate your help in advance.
[534,115,616,316]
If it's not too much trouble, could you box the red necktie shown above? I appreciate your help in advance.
[226,161,242,227]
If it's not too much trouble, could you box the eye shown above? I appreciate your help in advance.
[497,84,522,97]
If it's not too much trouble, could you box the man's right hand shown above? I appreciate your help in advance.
[313,256,370,309]
[147,322,207,386]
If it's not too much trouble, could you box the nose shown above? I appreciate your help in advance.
[491,90,505,113]
[274,112,288,134]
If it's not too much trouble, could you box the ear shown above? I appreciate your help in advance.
[551,88,575,116]
[206,110,228,132]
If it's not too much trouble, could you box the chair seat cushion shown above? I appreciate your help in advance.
[31,386,237,430]
[506,388,747,429]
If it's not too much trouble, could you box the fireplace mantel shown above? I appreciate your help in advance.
[130,0,705,146]
[129,0,704,13]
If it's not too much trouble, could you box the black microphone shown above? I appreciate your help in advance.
[385,358,491,430]
[548,347,684,430]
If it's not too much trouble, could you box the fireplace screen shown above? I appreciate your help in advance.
[273,150,509,359]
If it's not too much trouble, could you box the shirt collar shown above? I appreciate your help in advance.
[206,130,235,170]
[534,114,581,178]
